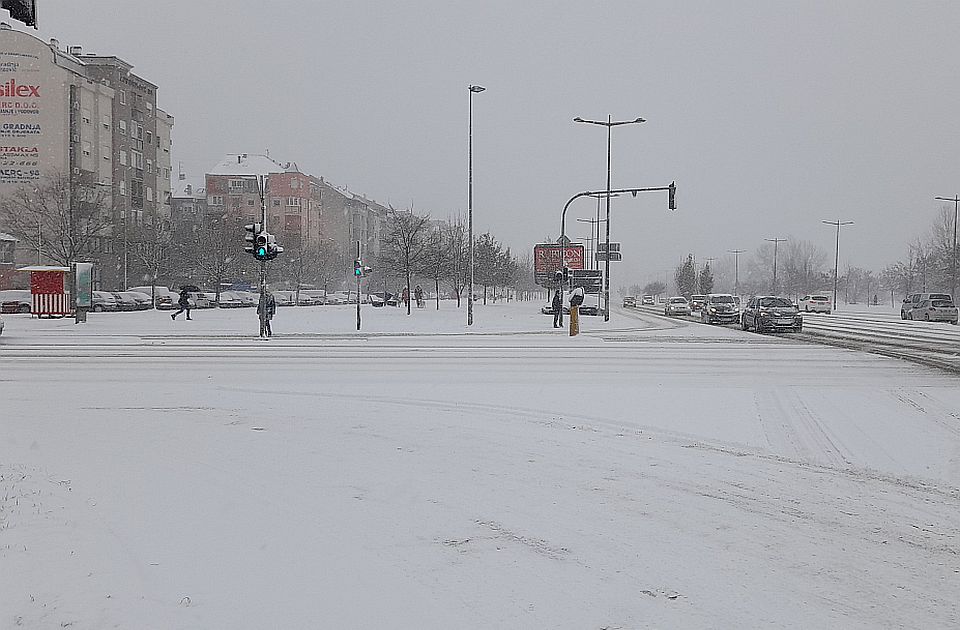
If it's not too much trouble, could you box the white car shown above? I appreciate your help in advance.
[799,295,832,314]
[128,285,177,309]
[0,289,31,314]
[664,296,692,316]
[216,291,245,308]
[912,298,959,324]
[326,291,349,305]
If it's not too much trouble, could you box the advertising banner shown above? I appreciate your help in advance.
[0,34,51,187]
[75,262,93,307]
[533,243,585,287]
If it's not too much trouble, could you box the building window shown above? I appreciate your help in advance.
[146,159,153,173]
[229,179,245,192]
[272,199,281,207]
[119,120,126,134]
[131,150,143,169]
[290,178,299,189]
[210,195,223,206]
[82,141,91,156]
[119,150,127,166]
[119,180,126,196]
[82,108,91,124]
[119,90,126,105]
[101,114,110,130]
[146,187,153,202]
[146,131,152,145]
[247,199,254,206]
[231,196,241,208]
[287,197,301,207]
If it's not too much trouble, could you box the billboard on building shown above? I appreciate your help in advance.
[533,243,585,287]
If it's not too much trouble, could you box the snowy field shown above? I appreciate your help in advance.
[2,302,959,628]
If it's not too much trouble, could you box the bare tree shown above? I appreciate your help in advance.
[444,216,469,307]
[190,219,238,302]
[0,173,113,267]
[380,206,431,315]
[420,227,451,309]
[130,217,176,304]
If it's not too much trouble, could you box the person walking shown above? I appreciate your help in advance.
[258,291,277,336]
[402,286,410,309]
[552,288,563,328]
[171,288,192,320]
[414,285,424,309]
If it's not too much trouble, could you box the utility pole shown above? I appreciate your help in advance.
[822,220,854,309]
[257,175,268,338]
[934,195,959,300]
[356,240,362,331]
[729,249,746,296]
[764,237,787,294]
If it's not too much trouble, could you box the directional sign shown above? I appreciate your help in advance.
[597,242,621,252]
[570,269,603,293]
[596,251,622,262]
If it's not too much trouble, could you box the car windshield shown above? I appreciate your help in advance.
[759,297,793,308]
[710,296,735,303]
[670,298,687,303]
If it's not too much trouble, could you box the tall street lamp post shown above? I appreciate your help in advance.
[467,84,485,326]
[822,219,854,308]
[934,195,959,299]
[574,115,645,321]
[729,249,746,296]
[764,237,786,294]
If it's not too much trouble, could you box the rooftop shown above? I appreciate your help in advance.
[208,153,284,177]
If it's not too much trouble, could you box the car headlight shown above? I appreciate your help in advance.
[708,307,717,313]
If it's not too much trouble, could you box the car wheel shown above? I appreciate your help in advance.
[18,304,30,314]
[804,306,809,312]
[908,311,913,320]
[901,310,908,320]
[755,319,764,334]
[826,310,832,315]
[952,320,958,325]
[93,304,103,312]
[924,313,930,321]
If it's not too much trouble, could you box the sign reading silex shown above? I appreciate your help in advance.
[0,80,40,98]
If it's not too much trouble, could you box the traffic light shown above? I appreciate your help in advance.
[354,259,363,277]
[265,235,283,261]
[254,232,269,260]
[668,181,677,210]
[243,223,261,256]
[2,0,37,27]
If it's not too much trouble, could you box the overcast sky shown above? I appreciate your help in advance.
[31,0,960,284]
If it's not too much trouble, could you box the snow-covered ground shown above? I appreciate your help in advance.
[2,303,959,628]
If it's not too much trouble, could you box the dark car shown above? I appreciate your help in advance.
[700,293,740,325]
[741,296,802,333]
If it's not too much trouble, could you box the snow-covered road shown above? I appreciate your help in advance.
[2,304,959,628]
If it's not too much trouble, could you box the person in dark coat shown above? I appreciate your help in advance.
[414,285,424,308]
[171,288,192,320]
[258,292,277,336]
[552,288,563,328]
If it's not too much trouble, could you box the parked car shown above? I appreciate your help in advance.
[92,291,119,312]
[186,292,214,308]
[901,293,953,320]
[0,289,31,314]
[799,294,832,314]
[690,295,707,312]
[111,292,140,311]
[326,291,349,305]
[233,291,258,307]
[216,291,245,308]
[664,296,691,316]
[300,289,327,305]
[700,293,740,324]
[127,285,176,309]
[369,291,398,307]
[741,296,803,333]
[641,295,655,305]
[119,291,153,310]
[272,291,296,307]
[622,296,636,308]
[912,298,959,324]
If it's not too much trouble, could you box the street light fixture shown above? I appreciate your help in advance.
[822,220,854,309]
[934,195,959,300]
[574,114,646,321]
[467,84,485,326]
[764,237,787,294]
[728,249,746,297]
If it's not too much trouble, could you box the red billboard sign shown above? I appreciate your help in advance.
[533,243,585,287]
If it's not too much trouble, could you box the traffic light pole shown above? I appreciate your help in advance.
[356,240,362,331]
[258,176,268,339]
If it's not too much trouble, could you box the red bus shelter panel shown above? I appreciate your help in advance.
[18,266,71,317]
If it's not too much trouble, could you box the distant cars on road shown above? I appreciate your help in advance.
[911,298,959,324]
[663,296,691,317]
[901,293,952,320]
[700,294,740,325]
[741,296,802,333]
[641,295,655,305]
[622,296,636,308]
[690,295,707,313]
[799,294,832,314]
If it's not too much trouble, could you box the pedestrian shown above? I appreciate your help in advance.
[171,288,192,320]
[402,286,410,309]
[552,288,563,328]
[414,285,424,309]
[258,291,277,336]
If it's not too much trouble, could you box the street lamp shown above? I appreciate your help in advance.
[764,237,786,294]
[822,220,854,308]
[467,84,485,326]
[934,195,959,300]
[729,249,746,296]
[574,114,645,321]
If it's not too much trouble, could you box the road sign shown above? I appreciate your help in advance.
[570,269,602,293]
[595,251,622,262]
[597,242,621,252]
